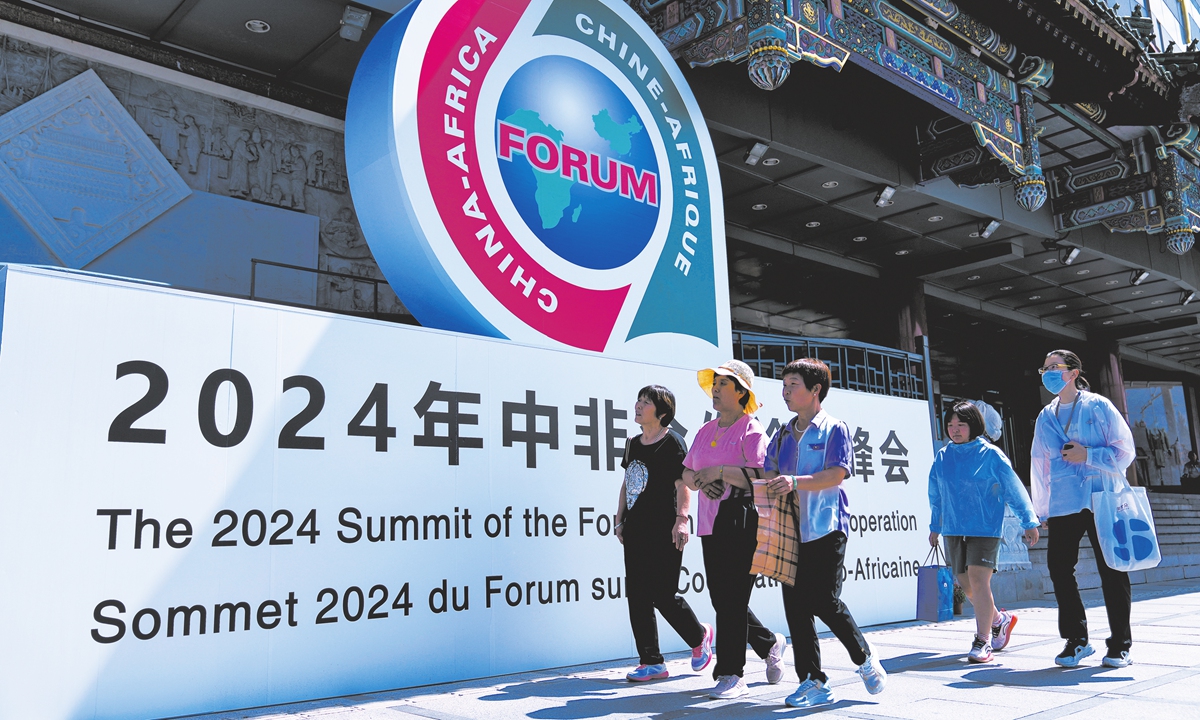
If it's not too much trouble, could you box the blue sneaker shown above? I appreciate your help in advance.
[1054,640,1094,668]
[691,623,714,672]
[626,663,668,681]
[785,677,834,708]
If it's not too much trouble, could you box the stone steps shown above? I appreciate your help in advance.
[992,491,1200,604]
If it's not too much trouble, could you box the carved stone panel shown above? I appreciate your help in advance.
[0,68,190,267]
[0,33,406,315]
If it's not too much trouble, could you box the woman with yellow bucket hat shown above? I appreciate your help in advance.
[681,360,787,699]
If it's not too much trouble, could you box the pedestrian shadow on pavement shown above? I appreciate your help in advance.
[690,699,876,719]
[949,666,1132,688]
[478,674,695,701]
[478,678,875,718]
[862,651,953,673]
[524,693,874,719]
[481,681,729,720]
[527,691,726,719]
[858,651,1133,686]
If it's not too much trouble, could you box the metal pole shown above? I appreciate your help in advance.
[920,334,939,450]
[249,259,257,300]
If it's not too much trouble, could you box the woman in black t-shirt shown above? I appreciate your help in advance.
[616,385,714,681]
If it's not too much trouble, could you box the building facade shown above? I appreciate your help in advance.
[2,0,1200,488]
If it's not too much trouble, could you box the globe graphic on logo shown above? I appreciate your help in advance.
[496,55,660,270]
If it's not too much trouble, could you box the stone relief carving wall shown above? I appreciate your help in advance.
[0,69,190,268]
[0,34,404,316]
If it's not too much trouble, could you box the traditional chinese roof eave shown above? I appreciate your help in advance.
[1058,0,1173,98]
[954,0,1178,126]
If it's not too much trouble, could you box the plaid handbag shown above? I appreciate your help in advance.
[750,480,800,586]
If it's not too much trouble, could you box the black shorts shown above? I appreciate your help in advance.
[945,535,1001,575]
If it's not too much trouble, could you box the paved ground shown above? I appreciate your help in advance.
[182,578,1200,720]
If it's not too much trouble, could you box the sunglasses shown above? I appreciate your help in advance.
[1038,363,1072,375]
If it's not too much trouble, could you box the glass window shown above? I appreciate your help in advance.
[1167,0,1184,23]
[1153,0,1187,47]
[1126,382,1192,486]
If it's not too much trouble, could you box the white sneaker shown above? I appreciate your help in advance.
[856,650,888,694]
[709,674,748,699]
[991,610,1017,651]
[765,632,787,684]
[1102,650,1132,668]
[967,636,994,664]
[785,677,834,708]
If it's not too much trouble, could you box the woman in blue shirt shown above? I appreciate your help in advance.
[1031,350,1136,669]
[929,401,1039,664]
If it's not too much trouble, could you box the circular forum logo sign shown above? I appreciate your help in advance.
[346,0,729,359]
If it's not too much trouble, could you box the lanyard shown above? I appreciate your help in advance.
[1055,397,1080,436]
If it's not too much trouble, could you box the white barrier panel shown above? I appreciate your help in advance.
[0,266,933,720]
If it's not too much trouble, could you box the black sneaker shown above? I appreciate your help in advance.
[1054,639,1094,668]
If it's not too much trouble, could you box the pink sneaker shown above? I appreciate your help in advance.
[991,611,1017,651]
[691,622,715,671]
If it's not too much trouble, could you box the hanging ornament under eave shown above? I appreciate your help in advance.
[1153,143,1200,255]
[1013,62,1051,212]
[1165,217,1196,254]
[1014,172,1048,212]
[748,42,791,91]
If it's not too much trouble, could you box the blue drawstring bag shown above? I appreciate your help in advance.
[917,545,954,622]
[1092,477,1161,572]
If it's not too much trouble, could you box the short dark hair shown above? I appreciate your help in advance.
[638,385,676,427]
[943,401,986,441]
[782,358,831,401]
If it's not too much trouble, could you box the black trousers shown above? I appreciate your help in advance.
[701,493,777,678]
[781,530,869,683]
[624,528,705,665]
[1047,509,1132,651]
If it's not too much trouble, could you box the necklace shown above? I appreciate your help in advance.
[641,426,668,445]
[711,419,736,447]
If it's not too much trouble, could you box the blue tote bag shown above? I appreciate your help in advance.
[917,545,954,622]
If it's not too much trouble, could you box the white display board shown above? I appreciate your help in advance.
[0,266,933,720]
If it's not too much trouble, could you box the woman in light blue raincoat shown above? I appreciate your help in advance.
[929,401,1039,664]
[1031,350,1136,669]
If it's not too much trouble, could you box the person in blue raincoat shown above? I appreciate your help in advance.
[929,401,1039,664]
[1031,349,1136,669]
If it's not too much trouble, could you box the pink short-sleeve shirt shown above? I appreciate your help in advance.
[683,413,768,536]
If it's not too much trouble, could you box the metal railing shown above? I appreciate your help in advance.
[250,258,392,319]
[733,331,930,401]
[734,330,938,449]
